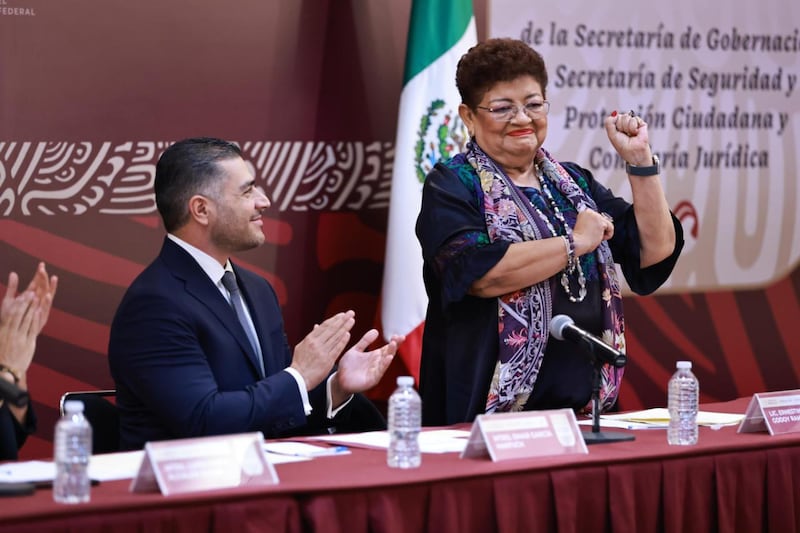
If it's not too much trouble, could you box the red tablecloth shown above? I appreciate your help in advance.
[1,397,798,532]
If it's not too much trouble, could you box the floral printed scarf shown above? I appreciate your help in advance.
[464,140,625,414]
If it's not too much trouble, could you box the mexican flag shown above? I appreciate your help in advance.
[381,0,476,381]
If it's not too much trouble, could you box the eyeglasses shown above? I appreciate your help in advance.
[476,101,550,122]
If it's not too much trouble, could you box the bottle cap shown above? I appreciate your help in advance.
[676,361,692,370]
[63,400,85,414]
[396,376,414,387]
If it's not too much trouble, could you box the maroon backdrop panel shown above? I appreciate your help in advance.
[1,1,798,460]
[619,268,800,411]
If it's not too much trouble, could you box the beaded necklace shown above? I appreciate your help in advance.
[535,166,587,303]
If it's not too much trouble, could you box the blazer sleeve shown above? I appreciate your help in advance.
[110,269,310,447]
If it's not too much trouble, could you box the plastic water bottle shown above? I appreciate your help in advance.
[387,375,421,468]
[667,361,699,445]
[53,400,92,503]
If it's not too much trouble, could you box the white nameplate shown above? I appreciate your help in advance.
[737,389,800,436]
[460,408,587,461]
[130,432,278,495]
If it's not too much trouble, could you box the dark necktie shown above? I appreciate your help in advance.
[221,271,265,377]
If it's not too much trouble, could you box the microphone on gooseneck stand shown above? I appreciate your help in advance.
[549,314,627,368]
[549,314,634,445]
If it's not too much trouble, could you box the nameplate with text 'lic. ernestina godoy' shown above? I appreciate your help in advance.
[738,389,800,436]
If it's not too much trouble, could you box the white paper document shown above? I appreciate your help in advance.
[308,429,470,453]
[0,460,55,483]
[263,441,350,459]
[0,451,145,484]
[578,418,667,430]
[599,408,745,429]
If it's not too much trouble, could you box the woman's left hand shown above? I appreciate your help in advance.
[604,110,652,166]
[573,209,614,256]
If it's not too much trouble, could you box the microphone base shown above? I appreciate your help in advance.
[581,430,636,445]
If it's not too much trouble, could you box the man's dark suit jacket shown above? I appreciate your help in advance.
[109,238,374,451]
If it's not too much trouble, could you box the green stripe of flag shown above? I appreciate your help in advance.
[403,0,473,84]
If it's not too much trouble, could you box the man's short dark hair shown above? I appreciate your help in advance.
[154,137,243,232]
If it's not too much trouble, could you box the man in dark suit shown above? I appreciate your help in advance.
[109,137,402,451]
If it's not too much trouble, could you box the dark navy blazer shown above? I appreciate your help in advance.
[109,238,339,450]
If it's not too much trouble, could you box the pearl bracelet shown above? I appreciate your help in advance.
[561,235,576,272]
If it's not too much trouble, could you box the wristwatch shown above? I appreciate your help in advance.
[625,154,660,176]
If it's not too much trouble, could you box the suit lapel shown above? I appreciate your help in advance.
[160,239,265,378]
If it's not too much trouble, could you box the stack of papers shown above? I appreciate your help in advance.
[593,408,745,430]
